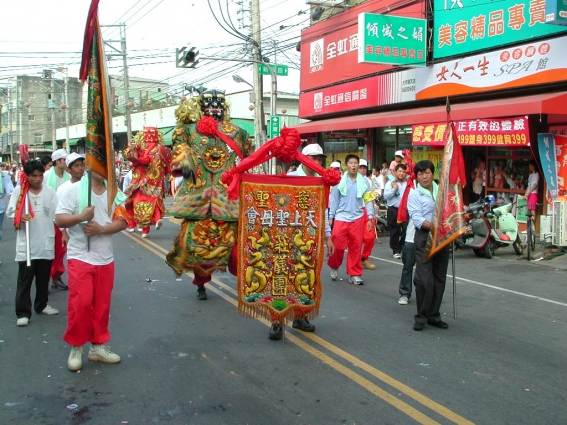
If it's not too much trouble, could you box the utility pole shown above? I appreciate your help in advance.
[102,23,132,146]
[8,86,13,163]
[251,0,264,156]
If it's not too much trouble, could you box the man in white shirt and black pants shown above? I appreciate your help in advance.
[383,163,408,259]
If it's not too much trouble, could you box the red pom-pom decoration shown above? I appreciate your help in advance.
[272,127,302,163]
[323,168,342,186]
[196,116,218,136]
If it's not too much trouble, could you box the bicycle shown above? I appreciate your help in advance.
[525,212,536,261]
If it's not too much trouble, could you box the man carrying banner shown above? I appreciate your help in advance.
[123,127,171,238]
[407,160,451,331]
[268,143,335,339]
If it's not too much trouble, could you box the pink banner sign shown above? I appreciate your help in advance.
[412,116,530,146]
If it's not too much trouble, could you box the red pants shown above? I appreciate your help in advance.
[50,226,66,280]
[63,259,115,346]
[193,244,238,286]
[327,216,365,277]
[361,210,375,261]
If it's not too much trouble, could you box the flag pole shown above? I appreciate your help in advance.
[24,195,31,267]
[87,169,92,251]
[446,97,457,319]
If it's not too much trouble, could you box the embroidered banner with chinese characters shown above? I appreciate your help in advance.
[237,174,326,323]
[412,116,530,146]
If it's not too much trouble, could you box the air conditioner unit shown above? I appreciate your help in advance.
[553,201,567,246]
[540,215,552,243]
[305,0,345,6]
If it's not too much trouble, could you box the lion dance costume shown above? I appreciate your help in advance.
[123,127,172,238]
[166,89,252,300]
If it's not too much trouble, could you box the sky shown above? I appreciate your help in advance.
[0,0,310,96]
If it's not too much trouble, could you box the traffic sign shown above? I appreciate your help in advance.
[268,116,281,138]
[258,64,289,76]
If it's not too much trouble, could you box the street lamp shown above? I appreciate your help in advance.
[232,74,253,89]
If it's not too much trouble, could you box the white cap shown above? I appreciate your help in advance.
[395,150,403,157]
[330,161,341,169]
[359,159,368,167]
[302,144,327,157]
[51,148,68,162]
[66,152,84,168]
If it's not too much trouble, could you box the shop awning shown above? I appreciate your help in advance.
[292,91,567,134]
[159,126,175,146]
[68,138,81,147]
[232,119,255,137]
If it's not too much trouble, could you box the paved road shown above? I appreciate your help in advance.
[0,204,566,425]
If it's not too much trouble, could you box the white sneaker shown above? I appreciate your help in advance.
[17,317,29,326]
[330,269,338,281]
[127,228,135,233]
[393,253,402,259]
[41,305,59,315]
[88,344,121,364]
[68,346,83,371]
[142,233,148,238]
[398,296,409,305]
[155,219,163,230]
[349,276,363,285]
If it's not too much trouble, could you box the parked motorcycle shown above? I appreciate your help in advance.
[456,195,523,258]
[374,197,389,234]
[485,202,524,257]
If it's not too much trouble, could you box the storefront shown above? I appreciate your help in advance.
[295,0,567,232]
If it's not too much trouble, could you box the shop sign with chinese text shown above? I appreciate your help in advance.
[433,0,567,58]
[416,35,567,100]
[358,13,426,66]
[548,132,567,201]
[299,69,416,118]
[412,116,530,146]
[299,2,422,92]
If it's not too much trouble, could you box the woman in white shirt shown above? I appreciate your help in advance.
[525,160,540,220]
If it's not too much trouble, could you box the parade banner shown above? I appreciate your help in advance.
[237,174,326,323]
[537,133,558,200]
[425,121,467,260]
[412,116,529,146]
[551,134,567,202]
[80,0,117,210]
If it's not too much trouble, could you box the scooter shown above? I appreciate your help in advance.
[455,198,492,257]
[456,196,523,258]
[374,197,389,234]
[485,202,524,257]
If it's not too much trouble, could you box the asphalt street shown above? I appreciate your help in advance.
[0,200,566,425]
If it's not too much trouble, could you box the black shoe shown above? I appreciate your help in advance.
[427,319,449,329]
[51,278,68,290]
[196,286,207,300]
[292,318,315,332]
[269,322,282,340]
[413,322,425,331]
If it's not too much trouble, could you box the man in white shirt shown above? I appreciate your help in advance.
[359,159,376,270]
[45,149,70,290]
[7,160,59,326]
[55,171,128,371]
[384,163,409,259]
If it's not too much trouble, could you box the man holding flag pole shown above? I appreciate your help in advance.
[54,0,129,371]
[408,99,466,331]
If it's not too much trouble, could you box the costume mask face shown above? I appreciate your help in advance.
[201,89,226,121]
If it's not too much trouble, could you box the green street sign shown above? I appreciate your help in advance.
[269,116,281,138]
[258,64,289,76]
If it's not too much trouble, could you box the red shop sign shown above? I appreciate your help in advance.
[412,116,530,146]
